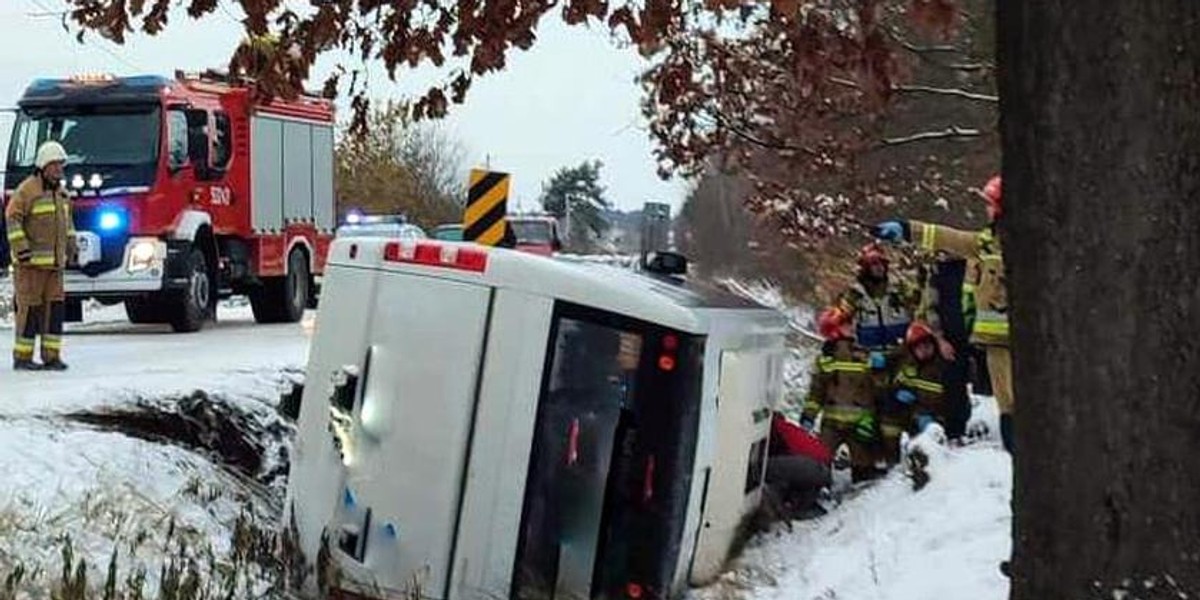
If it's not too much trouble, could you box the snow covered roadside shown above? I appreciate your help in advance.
[694,429,1012,600]
[708,279,1012,600]
[0,302,312,597]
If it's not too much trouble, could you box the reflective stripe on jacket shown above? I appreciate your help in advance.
[911,220,1007,346]
[802,342,878,426]
[5,175,75,269]
[839,281,915,350]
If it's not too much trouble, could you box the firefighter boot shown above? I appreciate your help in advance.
[40,301,68,371]
[13,303,43,370]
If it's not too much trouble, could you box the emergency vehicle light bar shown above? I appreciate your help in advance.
[383,240,488,273]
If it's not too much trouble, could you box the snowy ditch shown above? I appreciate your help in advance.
[0,376,303,599]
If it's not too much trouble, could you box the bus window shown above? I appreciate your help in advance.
[512,304,704,600]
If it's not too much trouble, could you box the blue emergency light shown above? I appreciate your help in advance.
[96,208,125,234]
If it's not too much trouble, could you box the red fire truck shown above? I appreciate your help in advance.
[4,70,335,331]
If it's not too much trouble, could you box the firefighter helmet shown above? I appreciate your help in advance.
[35,141,68,169]
[817,308,853,341]
[857,242,888,269]
[983,175,1002,218]
[905,321,936,347]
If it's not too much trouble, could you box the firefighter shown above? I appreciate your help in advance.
[836,243,919,370]
[800,307,882,483]
[6,141,76,371]
[892,321,947,433]
[872,175,1013,453]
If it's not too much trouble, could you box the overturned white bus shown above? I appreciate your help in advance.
[285,238,788,599]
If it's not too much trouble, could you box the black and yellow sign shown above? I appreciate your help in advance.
[464,169,513,247]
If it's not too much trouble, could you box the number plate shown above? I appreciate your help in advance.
[75,231,102,266]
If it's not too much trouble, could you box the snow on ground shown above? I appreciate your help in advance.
[709,279,1012,600]
[0,298,312,595]
[695,436,1011,600]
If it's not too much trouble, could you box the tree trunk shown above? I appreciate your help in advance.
[998,2,1200,598]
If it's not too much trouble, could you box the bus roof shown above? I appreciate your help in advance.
[327,238,786,335]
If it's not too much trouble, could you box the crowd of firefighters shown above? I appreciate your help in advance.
[764,174,1012,519]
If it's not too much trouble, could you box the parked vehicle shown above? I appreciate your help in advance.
[4,70,336,330]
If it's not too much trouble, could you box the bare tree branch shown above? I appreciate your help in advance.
[709,110,818,156]
[893,84,998,103]
[880,126,983,147]
[831,77,998,103]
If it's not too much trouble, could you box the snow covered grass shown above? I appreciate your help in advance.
[0,302,311,598]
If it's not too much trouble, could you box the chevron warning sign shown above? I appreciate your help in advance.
[464,169,514,247]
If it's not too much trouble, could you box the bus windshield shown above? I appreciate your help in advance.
[8,106,161,169]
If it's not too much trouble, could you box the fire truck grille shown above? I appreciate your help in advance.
[72,206,131,273]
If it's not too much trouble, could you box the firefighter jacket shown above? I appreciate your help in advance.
[890,352,947,425]
[802,340,878,428]
[837,278,918,351]
[910,221,1007,346]
[5,175,76,269]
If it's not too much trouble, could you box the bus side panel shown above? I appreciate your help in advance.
[286,260,380,580]
[449,290,554,600]
[341,272,491,597]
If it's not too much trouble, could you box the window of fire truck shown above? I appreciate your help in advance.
[9,106,160,172]
[166,109,188,171]
[212,112,232,171]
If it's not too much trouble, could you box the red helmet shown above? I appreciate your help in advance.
[857,243,888,269]
[817,308,853,341]
[905,321,936,347]
[983,175,1002,218]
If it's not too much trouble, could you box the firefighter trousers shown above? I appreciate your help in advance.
[986,346,1013,414]
[819,424,874,469]
[986,345,1014,454]
[12,267,65,363]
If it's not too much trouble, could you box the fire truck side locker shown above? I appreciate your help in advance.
[246,110,335,321]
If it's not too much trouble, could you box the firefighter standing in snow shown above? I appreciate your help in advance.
[801,308,882,483]
[880,321,947,464]
[838,243,918,355]
[873,175,1013,453]
[5,141,76,371]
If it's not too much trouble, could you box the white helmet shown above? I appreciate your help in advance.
[35,141,68,170]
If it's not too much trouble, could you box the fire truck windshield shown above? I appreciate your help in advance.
[8,106,160,171]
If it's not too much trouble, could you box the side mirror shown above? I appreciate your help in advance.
[551,238,563,252]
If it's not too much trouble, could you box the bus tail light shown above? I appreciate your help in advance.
[383,241,488,273]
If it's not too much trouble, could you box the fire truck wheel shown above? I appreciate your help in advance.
[169,248,211,333]
[250,249,309,324]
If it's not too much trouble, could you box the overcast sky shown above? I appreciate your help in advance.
[0,1,689,212]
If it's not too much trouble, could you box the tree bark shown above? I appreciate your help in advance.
[998,1,1200,598]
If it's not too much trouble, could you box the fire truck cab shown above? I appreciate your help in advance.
[4,71,335,331]
[286,239,788,599]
